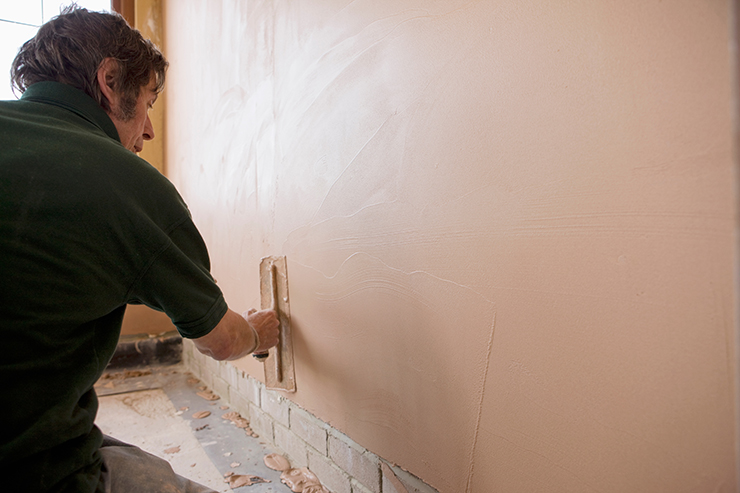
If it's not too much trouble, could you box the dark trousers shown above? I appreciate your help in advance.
[98,436,216,493]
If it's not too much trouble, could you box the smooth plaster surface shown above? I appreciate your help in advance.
[164,1,737,491]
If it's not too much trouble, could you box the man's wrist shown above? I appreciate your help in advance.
[248,322,260,354]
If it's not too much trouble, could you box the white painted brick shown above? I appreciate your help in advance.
[181,338,193,358]
[187,362,202,381]
[211,374,230,402]
[182,356,195,376]
[181,349,192,369]
[261,388,290,427]
[290,406,328,455]
[308,449,351,493]
[204,353,219,374]
[351,479,375,493]
[182,338,193,357]
[249,403,274,442]
[237,371,261,406]
[228,388,251,419]
[188,339,200,359]
[221,362,240,390]
[328,434,380,493]
[274,423,309,468]
[190,361,205,382]
[188,348,204,369]
[200,367,214,389]
[196,347,209,369]
[183,340,203,371]
[184,354,195,372]
[189,360,204,381]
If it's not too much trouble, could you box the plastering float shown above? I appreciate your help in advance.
[254,255,296,392]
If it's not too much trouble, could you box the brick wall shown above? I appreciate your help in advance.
[182,339,438,493]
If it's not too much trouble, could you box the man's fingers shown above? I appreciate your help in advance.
[245,309,280,353]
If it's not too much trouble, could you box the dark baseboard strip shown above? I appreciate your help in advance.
[108,331,183,369]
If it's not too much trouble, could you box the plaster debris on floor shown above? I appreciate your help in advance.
[94,365,330,492]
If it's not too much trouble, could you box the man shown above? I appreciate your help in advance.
[0,7,278,492]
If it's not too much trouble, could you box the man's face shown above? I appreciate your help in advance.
[108,77,158,153]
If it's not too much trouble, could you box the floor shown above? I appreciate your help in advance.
[94,364,295,493]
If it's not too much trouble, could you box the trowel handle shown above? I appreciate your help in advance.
[253,263,280,363]
[269,263,283,381]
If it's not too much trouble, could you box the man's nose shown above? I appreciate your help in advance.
[143,114,155,141]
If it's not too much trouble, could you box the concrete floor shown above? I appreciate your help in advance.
[95,364,294,493]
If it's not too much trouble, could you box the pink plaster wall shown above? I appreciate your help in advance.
[164,1,737,491]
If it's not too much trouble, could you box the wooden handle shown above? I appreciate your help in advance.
[270,263,282,381]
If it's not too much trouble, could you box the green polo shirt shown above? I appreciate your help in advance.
[0,82,228,492]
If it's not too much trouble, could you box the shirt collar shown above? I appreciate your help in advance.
[20,81,120,142]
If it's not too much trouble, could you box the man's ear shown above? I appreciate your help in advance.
[96,57,119,112]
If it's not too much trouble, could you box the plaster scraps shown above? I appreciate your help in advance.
[99,369,152,380]
[227,474,270,489]
[280,467,322,492]
[302,485,330,493]
[222,411,250,428]
[264,453,291,471]
[192,411,211,419]
[196,389,220,401]
[123,369,151,378]
[163,446,180,454]
[222,411,259,437]
[263,453,328,492]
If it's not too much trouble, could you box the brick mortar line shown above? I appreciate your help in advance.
[181,340,436,493]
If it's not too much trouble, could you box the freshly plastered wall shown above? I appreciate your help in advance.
[164,1,737,491]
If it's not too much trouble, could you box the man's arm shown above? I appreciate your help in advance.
[193,308,279,361]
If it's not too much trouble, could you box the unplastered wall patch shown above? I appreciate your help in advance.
[182,339,438,493]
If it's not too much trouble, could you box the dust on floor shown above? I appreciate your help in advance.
[94,365,291,493]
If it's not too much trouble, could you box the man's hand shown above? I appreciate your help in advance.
[245,309,280,354]
[192,308,279,361]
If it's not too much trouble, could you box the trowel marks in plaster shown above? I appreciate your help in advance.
[285,254,496,491]
[166,0,736,492]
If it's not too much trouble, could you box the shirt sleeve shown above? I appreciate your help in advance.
[127,216,228,339]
